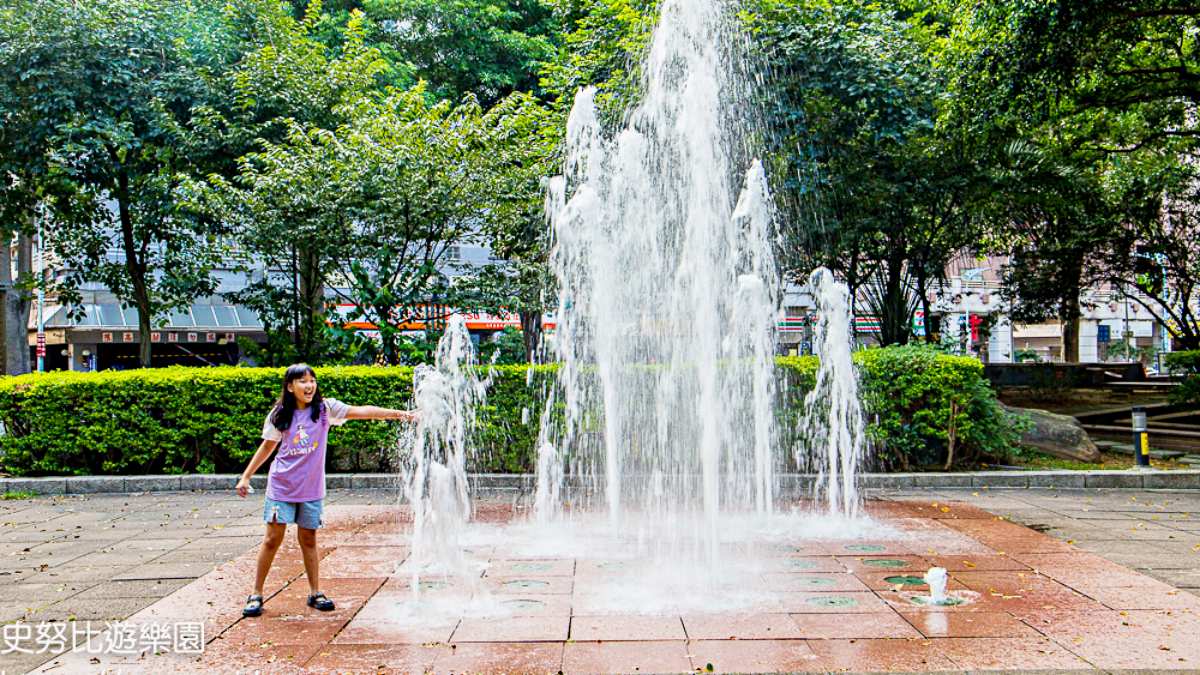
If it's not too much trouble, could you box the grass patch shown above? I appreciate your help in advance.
[1,490,35,500]
[1002,451,1188,471]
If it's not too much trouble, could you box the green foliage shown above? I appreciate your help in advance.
[1,491,36,500]
[750,0,982,347]
[0,348,1018,476]
[539,0,659,119]
[480,328,530,366]
[945,1,1200,351]
[780,345,1022,470]
[0,0,245,367]
[1165,351,1200,406]
[299,0,557,104]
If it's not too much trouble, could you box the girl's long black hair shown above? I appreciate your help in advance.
[270,363,324,431]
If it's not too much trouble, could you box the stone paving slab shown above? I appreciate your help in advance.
[15,494,1200,674]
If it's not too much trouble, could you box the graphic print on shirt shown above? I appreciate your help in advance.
[282,424,318,458]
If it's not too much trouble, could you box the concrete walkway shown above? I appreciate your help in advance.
[1,487,1197,673]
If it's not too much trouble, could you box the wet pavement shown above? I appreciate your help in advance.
[2,487,1198,673]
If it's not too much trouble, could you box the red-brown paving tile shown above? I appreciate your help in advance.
[772,541,834,556]
[878,500,996,520]
[1027,608,1200,670]
[217,612,349,647]
[939,519,1076,553]
[477,594,574,618]
[303,643,441,673]
[378,574,478,595]
[762,555,848,573]
[789,611,921,639]
[762,571,870,592]
[42,497,1200,673]
[952,570,1075,595]
[483,574,573,595]
[319,546,408,577]
[935,637,1092,669]
[562,640,692,674]
[1085,584,1200,610]
[685,639,817,673]
[430,641,563,673]
[862,501,937,519]
[836,554,932,574]
[486,558,576,577]
[681,612,803,639]
[452,615,569,642]
[264,576,385,617]
[924,554,1030,571]
[333,615,458,645]
[569,614,685,641]
[822,539,917,556]
[201,635,325,671]
[898,610,1040,638]
[853,570,970,592]
[805,638,960,671]
[778,591,893,614]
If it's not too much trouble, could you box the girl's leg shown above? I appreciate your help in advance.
[253,522,287,595]
[297,526,320,594]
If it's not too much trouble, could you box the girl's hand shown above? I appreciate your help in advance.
[236,476,251,498]
[393,410,419,422]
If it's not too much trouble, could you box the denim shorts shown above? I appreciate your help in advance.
[263,497,324,529]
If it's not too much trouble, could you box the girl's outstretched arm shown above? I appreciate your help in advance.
[346,406,419,423]
[236,439,279,498]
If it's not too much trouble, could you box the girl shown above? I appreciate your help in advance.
[235,363,417,617]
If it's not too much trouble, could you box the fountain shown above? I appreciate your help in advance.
[924,566,950,604]
[798,268,868,518]
[536,0,782,567]
[399,315,488,590]
[398,0,880,619]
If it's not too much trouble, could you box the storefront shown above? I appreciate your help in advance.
[31,301,266,371]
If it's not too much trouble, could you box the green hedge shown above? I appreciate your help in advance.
[778,345,1022,470]
[0,348,1017,476]
[1165,350,1200,405]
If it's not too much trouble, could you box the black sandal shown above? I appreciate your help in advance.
[242,594,264,617]
[307,592,335,611]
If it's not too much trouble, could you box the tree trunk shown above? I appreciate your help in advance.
[1059,266,1083,363]
[117,172,152,368]
[0,227,14,375]
[881,250,909,347]
[12,231,32,375]
[917,271,935,345]
[296,244,324,362]
[1062,314,1080,363]
[519,311,542,364]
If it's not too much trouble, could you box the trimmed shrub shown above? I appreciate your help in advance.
[0,348,1017,476]
[1165,350,1200,405]
[779,345,1022,470]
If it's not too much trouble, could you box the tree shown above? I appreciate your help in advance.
[466,93,560,362]
[209,83,528,365]
[946,0,1200,353]
[298,0,558,105]
[540,0,658,118]
[753,0,982,346]
[0,0,81,374]
[191,6,392,363]
[2,0,241,368]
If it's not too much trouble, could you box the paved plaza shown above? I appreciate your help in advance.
[2,487,1199,673]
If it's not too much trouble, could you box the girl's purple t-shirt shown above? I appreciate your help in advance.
[262,399,349,502]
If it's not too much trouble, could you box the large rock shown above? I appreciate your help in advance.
[1003,404,1101,462]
